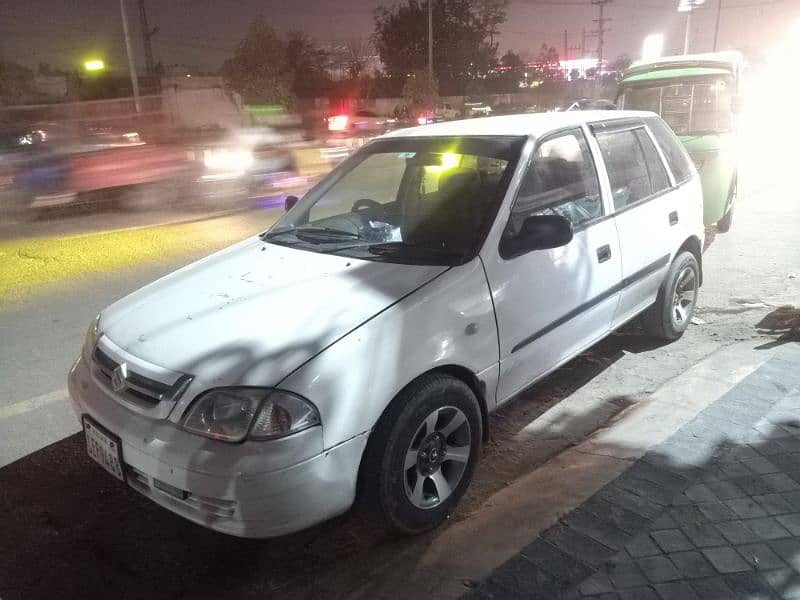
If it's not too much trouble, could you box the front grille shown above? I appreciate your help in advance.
[93,346,189,406]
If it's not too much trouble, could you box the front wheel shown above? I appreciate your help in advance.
[359,374,482,535]
[641,251,700,341]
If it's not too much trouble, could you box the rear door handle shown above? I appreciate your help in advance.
[669,211,679,226]
[596,244,612,263]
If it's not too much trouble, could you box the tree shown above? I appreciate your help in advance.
[402,70,438,110]
[0,59,35,101]
[613,54,633,73]
[536,44,559,65]
[285,31,330,97]
[475,0,509,51]
[374,0,507,85]
[221,17,294,106]
[344,36,374,79]
[500,50,523,69]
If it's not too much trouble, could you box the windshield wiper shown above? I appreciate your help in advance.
[367,241,462,258]
[263,226,360,244]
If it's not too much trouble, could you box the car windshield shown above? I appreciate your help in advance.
[264,136,525,265]
[619,77,734,135]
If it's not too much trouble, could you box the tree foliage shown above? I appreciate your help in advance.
[0,59,35,101]
[374,0,507,83]
[500,50,523,69]
[222,17,294,105]
[402,70,439,109]
[222,17,332,105]
[613,54,633,73]
[285,31,330,98]
[536,44,560,64]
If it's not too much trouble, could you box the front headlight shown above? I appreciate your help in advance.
[182,388,320,443]
[83,314,101,360]
[202,148,254,172]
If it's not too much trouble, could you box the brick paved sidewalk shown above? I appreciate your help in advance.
[467,343,800,600]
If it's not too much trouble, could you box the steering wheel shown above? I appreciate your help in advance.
[352,198,382,213]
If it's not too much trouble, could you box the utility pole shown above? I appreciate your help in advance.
[564,29,568,61]
[683,8,692,54]
[119,0,141,113]
[427,0,433,81]
[138,0,158,76]
[581,28,587,57]
[713,0,723,51]
[591,0,613,77]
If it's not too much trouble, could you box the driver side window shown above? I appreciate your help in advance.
[507,130,602,236]
[309,153,406,222]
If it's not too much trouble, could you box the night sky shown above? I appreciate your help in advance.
[0,0,793,74]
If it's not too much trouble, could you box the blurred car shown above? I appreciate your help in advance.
[463,99,493,117]
[326,110,396,136]
[435,103,459,120]
[565,98,617,111]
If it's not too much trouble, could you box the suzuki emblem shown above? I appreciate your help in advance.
[111,363,128,393]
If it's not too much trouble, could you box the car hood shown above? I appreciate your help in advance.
[100,237,447,387]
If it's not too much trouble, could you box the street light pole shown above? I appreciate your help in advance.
[427,0,433,80]
[713,0,723,51]
[683,8,692,55]
[119,0,141,113]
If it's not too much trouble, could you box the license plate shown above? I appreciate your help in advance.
[83,416,125,482]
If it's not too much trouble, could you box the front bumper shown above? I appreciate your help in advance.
[68,356,368,538]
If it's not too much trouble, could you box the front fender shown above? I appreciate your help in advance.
[277,258,499,449]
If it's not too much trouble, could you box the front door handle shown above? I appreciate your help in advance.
[669,211,679,226]
[596,244,612,263]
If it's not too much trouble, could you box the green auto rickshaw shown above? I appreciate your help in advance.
[617,52,742,232]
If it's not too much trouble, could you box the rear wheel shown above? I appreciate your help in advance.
[642,251,700,341]
[359,374,482,534]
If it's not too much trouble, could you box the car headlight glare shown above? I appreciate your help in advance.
[182,388,319,443]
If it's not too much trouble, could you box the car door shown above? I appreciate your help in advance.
[483,127,623,405]
[590,120,676,329]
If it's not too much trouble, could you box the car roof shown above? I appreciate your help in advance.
[381,110,656,139]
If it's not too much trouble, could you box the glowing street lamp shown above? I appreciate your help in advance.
[642,34,665,61]
[84,59,106,72]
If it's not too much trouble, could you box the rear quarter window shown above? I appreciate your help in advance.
[646,117,694,184]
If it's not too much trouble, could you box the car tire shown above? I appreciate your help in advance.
[642,251,700,341]
[359,374,482,535]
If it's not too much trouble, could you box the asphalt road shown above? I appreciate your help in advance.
[0,168,798,599]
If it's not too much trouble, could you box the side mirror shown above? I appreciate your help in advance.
[500,214,574,259]
[284,195,299,212]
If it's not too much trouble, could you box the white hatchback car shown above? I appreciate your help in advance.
[69,111,704,538]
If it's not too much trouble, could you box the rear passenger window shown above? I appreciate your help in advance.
[509,130,601,232]
[647,117,693,184]
[596,127,668,211]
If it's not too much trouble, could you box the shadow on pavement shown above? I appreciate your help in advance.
[0,331,648,600]
[467,348,800,600]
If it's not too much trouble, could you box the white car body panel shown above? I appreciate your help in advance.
[68,110,705,537]
[279,258,499,448]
